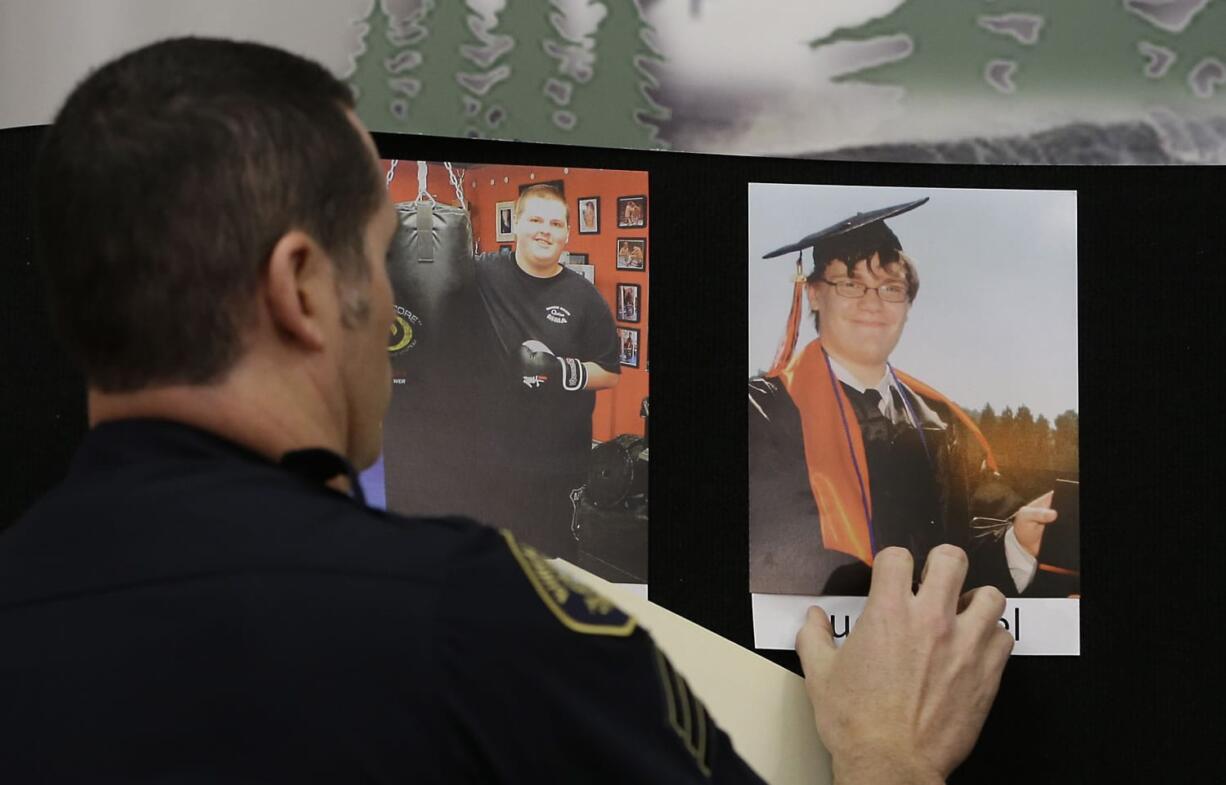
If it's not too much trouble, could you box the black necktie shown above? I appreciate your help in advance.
[856,388,891,444]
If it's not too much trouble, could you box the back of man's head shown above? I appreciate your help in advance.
[35,37,384,393]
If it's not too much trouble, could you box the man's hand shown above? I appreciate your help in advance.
[1011,490,1058,558]
[796,546,1013,785]
[518,340,587,391]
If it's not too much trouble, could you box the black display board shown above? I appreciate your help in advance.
[4,123,1221,784]
[0,126,88,526]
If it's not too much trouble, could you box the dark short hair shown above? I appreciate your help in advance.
[35,37,385,392]
[513,185,568,224]
[807,250,920,300]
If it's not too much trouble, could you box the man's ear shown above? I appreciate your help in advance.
[805,281,821,314]
[264,230,332,351]
[804,280,823,333]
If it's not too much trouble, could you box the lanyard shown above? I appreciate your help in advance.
[888,363,934,470]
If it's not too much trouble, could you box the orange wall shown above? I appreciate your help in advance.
[381,159,649,442]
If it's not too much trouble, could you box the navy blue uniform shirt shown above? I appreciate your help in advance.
[0,419,762,783]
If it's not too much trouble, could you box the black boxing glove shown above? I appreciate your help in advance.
[518,340,588,391]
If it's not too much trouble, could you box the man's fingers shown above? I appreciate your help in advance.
[957,585,1007,626]
[1019,507,1058,525]
[867,547,914,607]
[915,544,969,608]
[956,588,976,614]
[960,587,1013,675]
[1029,490,1054,508]
[796,606,837,679]
[986,625,1016,675]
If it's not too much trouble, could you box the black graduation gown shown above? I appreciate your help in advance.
[747,374,1059,597]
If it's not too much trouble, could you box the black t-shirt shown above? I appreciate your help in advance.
[0,420,762,783]
[476,250,620,471]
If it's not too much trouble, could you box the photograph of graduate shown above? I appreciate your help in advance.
[373,160,651,585]
[747,183,1079,616]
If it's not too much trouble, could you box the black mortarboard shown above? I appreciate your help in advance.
[762,197,929,261]
[761,197,928,376]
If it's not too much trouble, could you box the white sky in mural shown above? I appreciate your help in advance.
[0,0,370,129]
[643,1,1195,154]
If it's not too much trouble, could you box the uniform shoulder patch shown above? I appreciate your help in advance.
[500,529,637,637]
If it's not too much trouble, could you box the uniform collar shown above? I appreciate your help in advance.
[73,419,365,504]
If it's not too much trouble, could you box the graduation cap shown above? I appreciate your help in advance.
[761,197,929,376]
[763,197,928,260]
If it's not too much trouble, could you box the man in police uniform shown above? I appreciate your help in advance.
[0,38,1014,784]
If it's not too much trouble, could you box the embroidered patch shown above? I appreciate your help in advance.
[500,530,636,637]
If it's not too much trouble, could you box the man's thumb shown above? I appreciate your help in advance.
[795,605,838,678]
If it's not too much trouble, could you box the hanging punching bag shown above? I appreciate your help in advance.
[385,199,480,379]
[381,198,508,518]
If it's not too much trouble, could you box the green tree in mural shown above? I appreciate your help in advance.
[457,8,513,138]
[395,0,481,137]
[384,5,430,127]
[478,1,566,141]
[347,0,675,147]
[561,0,669,147]
[810,0,1226,108]
[349,1,403,129]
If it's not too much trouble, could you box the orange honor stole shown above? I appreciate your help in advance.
[777,340,998,565]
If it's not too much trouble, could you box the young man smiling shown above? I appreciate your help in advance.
[748,199,1064,598]
[474,185,620,561]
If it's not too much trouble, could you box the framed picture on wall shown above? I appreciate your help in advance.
[564,252,589,265]
[569,264,595,285]
[617,195,647,228]
[616,238,646,271]
[577,196,600,234]
[616,283,641,323]
[496,201,514,241]
[617,327,640,368]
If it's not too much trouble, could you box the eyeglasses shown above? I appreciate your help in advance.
[820,279,909,303]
